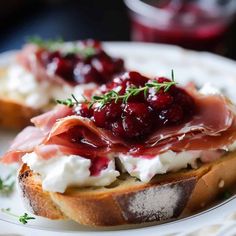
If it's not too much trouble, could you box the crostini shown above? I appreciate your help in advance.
[0,38,124,129]
[2,71,236,226]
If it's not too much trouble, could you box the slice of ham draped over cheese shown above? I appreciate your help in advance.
[2,87,236,163]
[16,44,68,86]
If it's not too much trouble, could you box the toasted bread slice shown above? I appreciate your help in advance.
[0,67,41,130]
[18,151,236,227]
[0,97,41,130]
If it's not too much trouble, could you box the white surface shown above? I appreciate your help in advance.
[1,42,236,235]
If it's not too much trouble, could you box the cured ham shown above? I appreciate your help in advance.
[31,105,73,133]
[145,93,235,148]
[2,73,236,163]
[41,91,236,156]
[2,126,45,163]
[16,45,68,85]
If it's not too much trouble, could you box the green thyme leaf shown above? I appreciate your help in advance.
[56,98,74,107]
[57,70,178,109]
[1,208,35,225]
[19,213,36,224]
[88,70,177,108]
[27,36,96,58]
[27,36,63,50]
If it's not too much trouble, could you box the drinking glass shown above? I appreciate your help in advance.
[124,0,236,50]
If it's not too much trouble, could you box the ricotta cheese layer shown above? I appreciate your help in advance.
[118,151,201,183]
[22,152,119,193]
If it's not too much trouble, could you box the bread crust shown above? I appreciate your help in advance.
[0,97,41,130]
[184,151,236,212]
[0,67,41,130]
[17,151,236,226]
[18,164,65,220]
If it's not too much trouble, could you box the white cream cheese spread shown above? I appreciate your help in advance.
[22,152,119,193]
[118,151,201,182]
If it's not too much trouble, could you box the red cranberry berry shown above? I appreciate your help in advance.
[121,114,153,138]
[111,121,126,137]
[159,104,183,124]
[93,101,122,128]
[113,58,124,73]
[104,101,123,121]
[124,102,152,126]
[93,106,108,128]
[41,50,61,64]
[126,71,148,87]
[74,63,100,84]
[101,77,127,94]
[91,56,116,83]
[173,88,195,115]
[156,77,171,83]
[148,92,174,110]
[119,102,154,138]
[122,115,142,138]
[74,103,93,118]
[48,57,74,80]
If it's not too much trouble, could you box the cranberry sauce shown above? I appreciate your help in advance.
[38,40,124,84]
[89,156,110,176]
[74,71,195,140]
[52,125,110,176]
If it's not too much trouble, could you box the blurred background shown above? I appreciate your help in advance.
[1,0,236,59]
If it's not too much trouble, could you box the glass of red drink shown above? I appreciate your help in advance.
[124,0,236,51]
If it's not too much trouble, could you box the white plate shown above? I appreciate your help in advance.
[1,42,236,236]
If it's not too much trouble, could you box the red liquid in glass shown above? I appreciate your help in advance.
[131,2,229,50]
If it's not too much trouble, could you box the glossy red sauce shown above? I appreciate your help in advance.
[89,156,110,176]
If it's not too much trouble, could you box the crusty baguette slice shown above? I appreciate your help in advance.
[18,165,66,220]
[0,67,41,130]
[18,151,236,227]
[0,97,41,130]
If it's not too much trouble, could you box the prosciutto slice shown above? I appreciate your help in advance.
[2,126,45,163]
[16,44,69,86]
[34,144,82,160]
[31,105,73,133]
[2,89,236,163]
[145,93,234,147]
[2,106,72,163]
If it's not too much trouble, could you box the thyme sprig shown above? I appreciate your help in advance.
[0,173,15,195]
[1,208,35,225]
[56,94,80,108]
[57,70,177,109]
[27,36,63,49]
[27,36,96,57]
[89,70,177,108]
